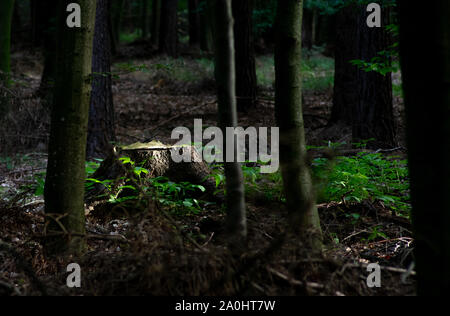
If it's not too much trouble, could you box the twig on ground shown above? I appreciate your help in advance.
[40,232,128,243]
[0,280,22,296]
[342,229,369,242]
[266,267,342,295]
[339,262,416,277]
[201,232,215,248]
[374,147,405,154]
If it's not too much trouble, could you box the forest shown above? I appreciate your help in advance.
[0,0,449,298]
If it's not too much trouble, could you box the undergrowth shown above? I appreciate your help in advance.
[114,52,335,92]
[85,157,212,216]
[3,146,411,220]
[228,147,411,219]
[312,152,410,217]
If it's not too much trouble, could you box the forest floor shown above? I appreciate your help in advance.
[0,45,415,296]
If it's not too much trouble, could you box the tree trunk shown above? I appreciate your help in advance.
[188,0,201,48]
[141,0,150,38]
[274,0,322,250]
[212,0,247,244]
[232,0,257,112]
[37,0,57,102]
[87,0,115,159]
[329,5,358,126]
[311,8,317,47]
[0,0,15,119]
[302,8,313,50]
[398,0,450,295]
[111,0,125,46]
[44,0,97,256]
[352,5,395,148]
[151,0,161,47]
[159,0,178,57]
[0,0,14,78]
[199,0,213,52]
[330,4,396,149]
[11,0,21,43]
[30,0,44,47]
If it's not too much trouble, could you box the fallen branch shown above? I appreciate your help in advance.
[266,267,324,290]
[35,232,128,243]
[339,262,416,277]
[374,147,405,154]
[0,280,22,296]
[201,232,215,248]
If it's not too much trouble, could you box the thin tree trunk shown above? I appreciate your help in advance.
[0,0,15,78]
[11,0,21,43]
[37,0,57,102]
[188,0,201,48]
[159,0,178,57]
[30,0,37,45]
[200,0,213,52]
[311,8,317,47]
[232,0,257,112]
[398,0,450,295]
[274,0,322,250]
[111,0,125,46]
[108,0,117,55]
[30,0,43,47]
[44,0,97,256]
[87,0,115,159]
[212,0,247,244]
[141,0,150,38]
[302,8,313,50]
[0,0,15,119]
[151,0,161,47]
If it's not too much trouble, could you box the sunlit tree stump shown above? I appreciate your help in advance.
[86,141,222,204]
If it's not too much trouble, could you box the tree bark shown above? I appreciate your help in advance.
[330,4,396,149]
[329,5,358,126]
[275,0,322,250]
[232,0,257,112]
[212,0,247,244]
[302,8,313,50]
[87,0,115,159]
[0,0,14,78]
[11,0,21,43]
[311,8,317,47]
[141,0,150,38]
[0,0,15,119]
[199,0,213,53]
[30,0,45,47]
[352,5,395,148]
[37,0,57,101]
[111,0,125,47]
[398,0,450,295]
[44,0,97,256]
[188,0,201,48]
[151,0,161,47]
[159,0,179,57]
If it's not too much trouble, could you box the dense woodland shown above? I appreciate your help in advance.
[0,0,449,297]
